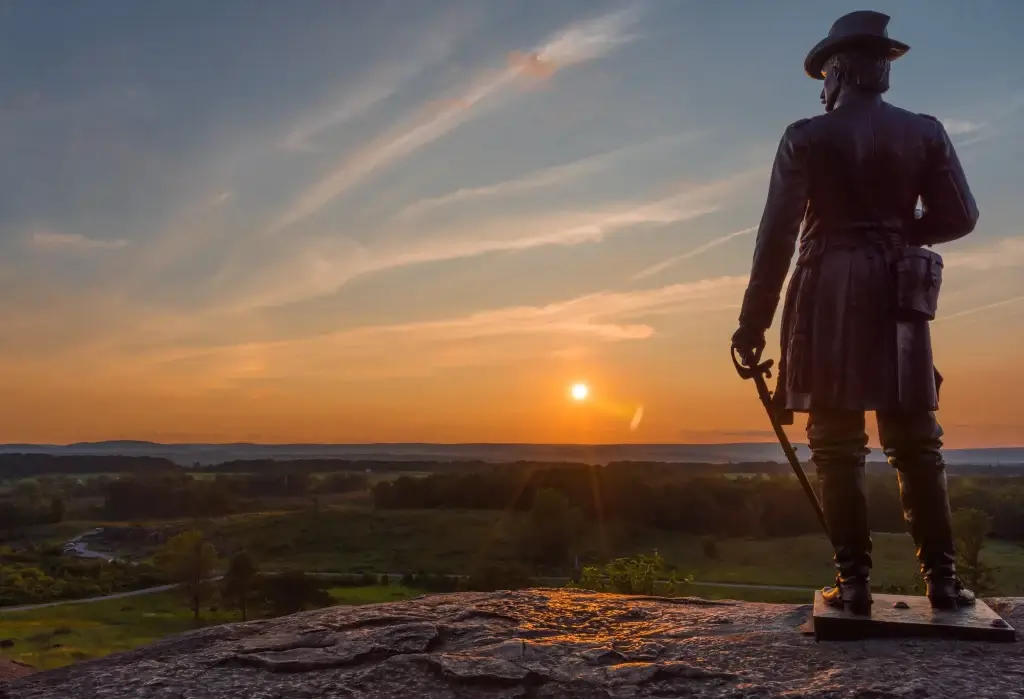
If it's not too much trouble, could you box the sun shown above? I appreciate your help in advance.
[570,382,589,401]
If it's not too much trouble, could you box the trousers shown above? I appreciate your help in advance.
[806,409,956,581]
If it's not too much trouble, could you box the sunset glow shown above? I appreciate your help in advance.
[0,3,1020,449]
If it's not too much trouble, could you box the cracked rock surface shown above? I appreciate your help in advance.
[4,590,1023,698]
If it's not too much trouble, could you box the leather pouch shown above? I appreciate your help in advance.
[894,246,943,321]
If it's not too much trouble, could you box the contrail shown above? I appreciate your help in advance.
[633,226,755,280]
[936,294,1024,322]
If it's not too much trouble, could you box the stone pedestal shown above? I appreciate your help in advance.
[813,591,1017,642]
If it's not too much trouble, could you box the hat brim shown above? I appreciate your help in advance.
[804,35,910,80]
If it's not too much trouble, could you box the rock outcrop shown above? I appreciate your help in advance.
[0,662,32,683]
[4,589,1023,698]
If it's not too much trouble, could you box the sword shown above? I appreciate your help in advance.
[731,346,831,540]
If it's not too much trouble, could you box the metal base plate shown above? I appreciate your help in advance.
[812,591,1017,642]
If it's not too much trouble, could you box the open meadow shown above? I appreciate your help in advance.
[191,507,1024,594]
[3,457,1024,672]
[41,505,1024,595]
[0,585,424,670]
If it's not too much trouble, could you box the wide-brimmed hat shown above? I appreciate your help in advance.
[804,10,910,80]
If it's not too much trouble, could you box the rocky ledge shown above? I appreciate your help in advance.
[4,590,1023,698]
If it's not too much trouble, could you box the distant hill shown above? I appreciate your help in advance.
[0,441,1022,466]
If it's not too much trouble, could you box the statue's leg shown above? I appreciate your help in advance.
[807,409,873,614]
[877,409,976,608]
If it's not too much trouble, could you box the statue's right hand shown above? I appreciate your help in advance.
[731,325,766,367]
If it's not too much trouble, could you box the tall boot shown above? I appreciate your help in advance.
[818,460,873,615]
[895,465,976,609]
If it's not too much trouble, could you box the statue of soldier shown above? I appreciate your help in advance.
[731,10,979,614]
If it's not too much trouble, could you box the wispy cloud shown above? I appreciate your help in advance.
[522,6,641,69]
[945,236,1024,271]
[265,6,644,236]
[280,35,458,152]
[633,226,756,280]
[29,230,128,252]
[941,118,985,137]
[397,132,700,221]
[124,275,746,386]
[940,94,1024,147]
[219,170,753,313]
[184,190,233,216]
[936,294,1024,322]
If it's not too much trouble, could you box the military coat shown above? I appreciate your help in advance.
[737,92,979,423]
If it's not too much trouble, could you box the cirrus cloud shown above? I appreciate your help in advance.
[29,230,128,252]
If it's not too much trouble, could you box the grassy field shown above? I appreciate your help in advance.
[0,591,236,670]
[0,585,423,671]
[0,577,807,672]
[325,584,424,605]
[190,508,1024,595]
[2,502,1022,672]
[10,507,1024,596]
[205,508,526,574]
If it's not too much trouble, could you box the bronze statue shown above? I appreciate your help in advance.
[731,10,980,614]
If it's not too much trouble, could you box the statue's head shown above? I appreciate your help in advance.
[819,49,891,112]
[804,11,908,112]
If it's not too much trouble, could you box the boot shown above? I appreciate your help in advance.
[818,461,873,615]
[896,467,976,609]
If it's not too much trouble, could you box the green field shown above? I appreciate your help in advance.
[4,500,1023,673]
[3,503,1023,672]
[0,591,237,670]
[13,508,1024,596]
[193,508,1024,595]
[0,585,423,671]
[205,508,524,574]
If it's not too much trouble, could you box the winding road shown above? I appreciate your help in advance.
[61,528,116,562]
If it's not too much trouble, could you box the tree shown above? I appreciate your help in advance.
[256,572,333,617]
[154,529,219,621]
[221,551,260,621]
[521,488,581,567]
[12,480,42,511]
[49,497,65,524]
[463,562,535,592]
[952,508,998,595]
[309,490,323,543]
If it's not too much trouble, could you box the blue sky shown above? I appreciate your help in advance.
[1,0,1022,444]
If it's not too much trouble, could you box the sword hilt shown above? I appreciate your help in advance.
[731,345,774,381]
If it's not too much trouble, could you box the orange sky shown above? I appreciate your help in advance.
[2,303,1022,448]
[3,2,1022,447]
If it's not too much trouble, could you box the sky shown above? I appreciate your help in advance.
[1,0,1022,447]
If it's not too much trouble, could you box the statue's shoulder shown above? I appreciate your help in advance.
[912,111,949,138]
[781,116,816,142]
[778,116,823,151]
[786,116,815,131]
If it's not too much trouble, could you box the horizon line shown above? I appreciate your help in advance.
[3,440,1023,451]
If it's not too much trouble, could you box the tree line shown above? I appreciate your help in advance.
[0,472,369,526]
[371,464,1024,542]
[101,472,368,519]
[5,454,1023,481]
